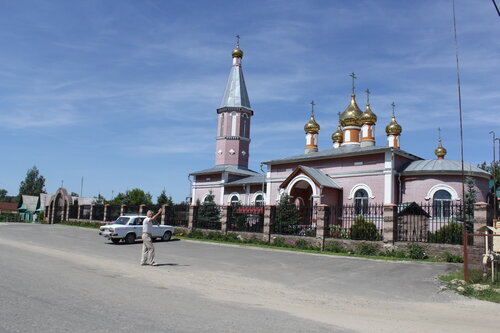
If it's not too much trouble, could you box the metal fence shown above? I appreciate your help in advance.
[106,205,121,222]
[79,205,91,219]
[395,202,467,244]
[123,205,139,215]
[325,204,384,241]
[68,204,78,219]
[93,205,104,221]
[228,205,264,233]
[193,204,222,230]
[166,204,189,227]
[270,205,317,236]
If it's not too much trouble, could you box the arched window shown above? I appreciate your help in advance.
[230,195,239,206]
[354,189,368,215]
[231,112,237,136]
[433,190,452,219]
[220,114,225,136]
[255,194,264,207]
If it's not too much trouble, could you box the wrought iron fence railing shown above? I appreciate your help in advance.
[93,205,105,221]
[395,202,469,244]
[193,204,222,230]
[270,205,317,237]
[166,204,189,227]
[106,205,121,222]
[325,204,384,241]
[228,205,264,233]
[79,205,91,220]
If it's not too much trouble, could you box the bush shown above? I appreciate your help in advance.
[407,243,427,259]
[205,231,223,240]
[350,216,380,241]
[378,244,408,258]
[295,239,312,250]
[223,233,240,242]
[324,241,347,253]
[272,236,288,247]
[443,251,463,263]
[355,242,379,255]
[428,222,464,245]
[329,225,349,239]
[188,229,204,238]
[61,220,104,228]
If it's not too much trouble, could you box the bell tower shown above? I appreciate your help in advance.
[215,36,253,168]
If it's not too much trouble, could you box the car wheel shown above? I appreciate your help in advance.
[125,233,136,244]
[111,238,120,244]
[162,231,172,241]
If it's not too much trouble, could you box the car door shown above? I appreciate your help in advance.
[134,217,145,238]
[152,220,163,238]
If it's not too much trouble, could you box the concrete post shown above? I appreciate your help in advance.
[316,205,327,250]
[49,201,55,224]
[139,204,146,215]
[263,205,272,243]
[473,202,489,249]
[188,205,195,231]
[221,205,229,234]
[161,204,168,225]
[65,203,70,222]
[120,205,125,216]
[89,204,94,221]
[383,204,396,244]
[77,205,81,220]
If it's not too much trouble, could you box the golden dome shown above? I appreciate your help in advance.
[361,104,377,124]
[385,115,402,135]
[332,123,343,142]
[232,46,243,58]
[340,94,363,127]
[304,114,320,133]
[435,140,447,159]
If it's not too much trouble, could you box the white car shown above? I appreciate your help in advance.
[99,215,175,244]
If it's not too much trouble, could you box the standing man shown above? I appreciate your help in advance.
[141,208,162,266]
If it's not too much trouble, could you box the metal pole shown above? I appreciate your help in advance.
[491,132,497,221]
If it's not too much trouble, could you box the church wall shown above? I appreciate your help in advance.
[333,174,386,205]
[322,188,340,206]
[402,175,489,203]
[215,138,249,166]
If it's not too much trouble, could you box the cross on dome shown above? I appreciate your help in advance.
[349,72,357,94]
[366,89,371,104]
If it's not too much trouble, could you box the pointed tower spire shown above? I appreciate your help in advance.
[435,128,447,159]
[219,35,251,109]
[304,101,320,154]
[216,39,254,168]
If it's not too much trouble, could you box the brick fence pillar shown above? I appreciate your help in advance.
[49,201,55,224]
[188,205,195,231]
[77,205,81,220]
[383,204,396,244]
[161,204,168,225]
[263,205,272,243]
[89,204,94,221]
[474,202,489,250]
[65,203,70,222]
[221,205,229,234]
[139,204,146,215]
[316,205,327,250]
[120,205,125,216]
[103,204,109,222]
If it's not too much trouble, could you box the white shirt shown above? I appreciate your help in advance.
[142,217,153,233]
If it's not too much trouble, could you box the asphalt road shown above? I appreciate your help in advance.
[0,223,498,333]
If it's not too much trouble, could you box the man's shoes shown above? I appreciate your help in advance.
[151,262,158,266]
[141,263,148,266]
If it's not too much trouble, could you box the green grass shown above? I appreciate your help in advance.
[439,269,500,303]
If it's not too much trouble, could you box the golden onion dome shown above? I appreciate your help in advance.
[232,46,243,58]
[385,115,402,135]
[340,94,363,127]
[435,140,447,159]
[332,124,343,142]
[361,104,377,124]
[304,114,320,133]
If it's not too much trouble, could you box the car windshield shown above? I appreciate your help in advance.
[114,217,130,225]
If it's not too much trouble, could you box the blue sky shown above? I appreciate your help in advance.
[1,0,499,202]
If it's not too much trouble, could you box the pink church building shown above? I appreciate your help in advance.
[189,43,490,211]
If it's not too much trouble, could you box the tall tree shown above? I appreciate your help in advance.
[478,161,500,182]
[157,189,173,206]
[18,166,45,196]
[0,189,7,199]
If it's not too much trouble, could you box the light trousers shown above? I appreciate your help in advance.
[141,232,155,265]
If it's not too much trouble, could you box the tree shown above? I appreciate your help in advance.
[94,194,105,204]
[478,161,500,182]
[19,166,45,196]
[109,188,152,206]
[0,189,7,199]
[197,191,220,227]
[157,189,174,206]
[70,192,79,197]
[275,194,300,234]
